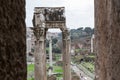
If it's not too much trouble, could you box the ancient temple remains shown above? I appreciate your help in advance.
[32,7,71,80]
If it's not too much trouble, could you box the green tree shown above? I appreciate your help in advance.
[52,38,58,45]
[46,39,49,47]
[52,47,61,53]
[84,27,92,35]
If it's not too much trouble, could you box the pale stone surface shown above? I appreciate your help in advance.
[95,0,120,80]
[48,36,53,75]
[33,27,47,80]
[49,37,53,67]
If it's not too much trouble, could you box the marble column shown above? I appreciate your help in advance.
[48,36,53,75]
[33,27,46,80]
[49,37,53,67]
[62,29,71,80]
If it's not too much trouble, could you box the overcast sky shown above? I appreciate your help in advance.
[26,0,94,31]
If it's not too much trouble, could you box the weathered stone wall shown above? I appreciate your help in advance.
[95,0,120,80]
[0,0,26,80]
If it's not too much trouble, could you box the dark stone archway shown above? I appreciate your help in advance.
[0,0,26,80]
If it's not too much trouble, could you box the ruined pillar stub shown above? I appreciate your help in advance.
[62,28,71,80]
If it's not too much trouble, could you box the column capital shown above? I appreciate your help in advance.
[32,27,45,41]
[62,28,70,40]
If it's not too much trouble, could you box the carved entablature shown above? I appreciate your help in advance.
[34,7,65,21]
[45,21,66,29]
[33,7,66,29]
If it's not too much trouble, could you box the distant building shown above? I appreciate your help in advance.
[26,27,35,62]
[26,27,35,53]
[71,37,91,55]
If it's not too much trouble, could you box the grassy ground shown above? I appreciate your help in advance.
[27,54,63,80]
[28,78,34,80]
[54,53,61,61]
[53,66,63,80]
[27,64,34,80]
[27,63,63,80]
[77,64,95,79]
[27,64,34,72]
[81,62,94,73]
[71,53,95,79]
[53,66,63,73]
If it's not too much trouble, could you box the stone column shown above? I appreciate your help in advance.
[95,0,120,80]
[48,36,53,75]
[91,34,94,53]
[62,29,71,80]
[33,27,46,80]
[44,30,47,80]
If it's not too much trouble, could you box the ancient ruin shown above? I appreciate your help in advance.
[0,0,120,80]
[32,7,71,80]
